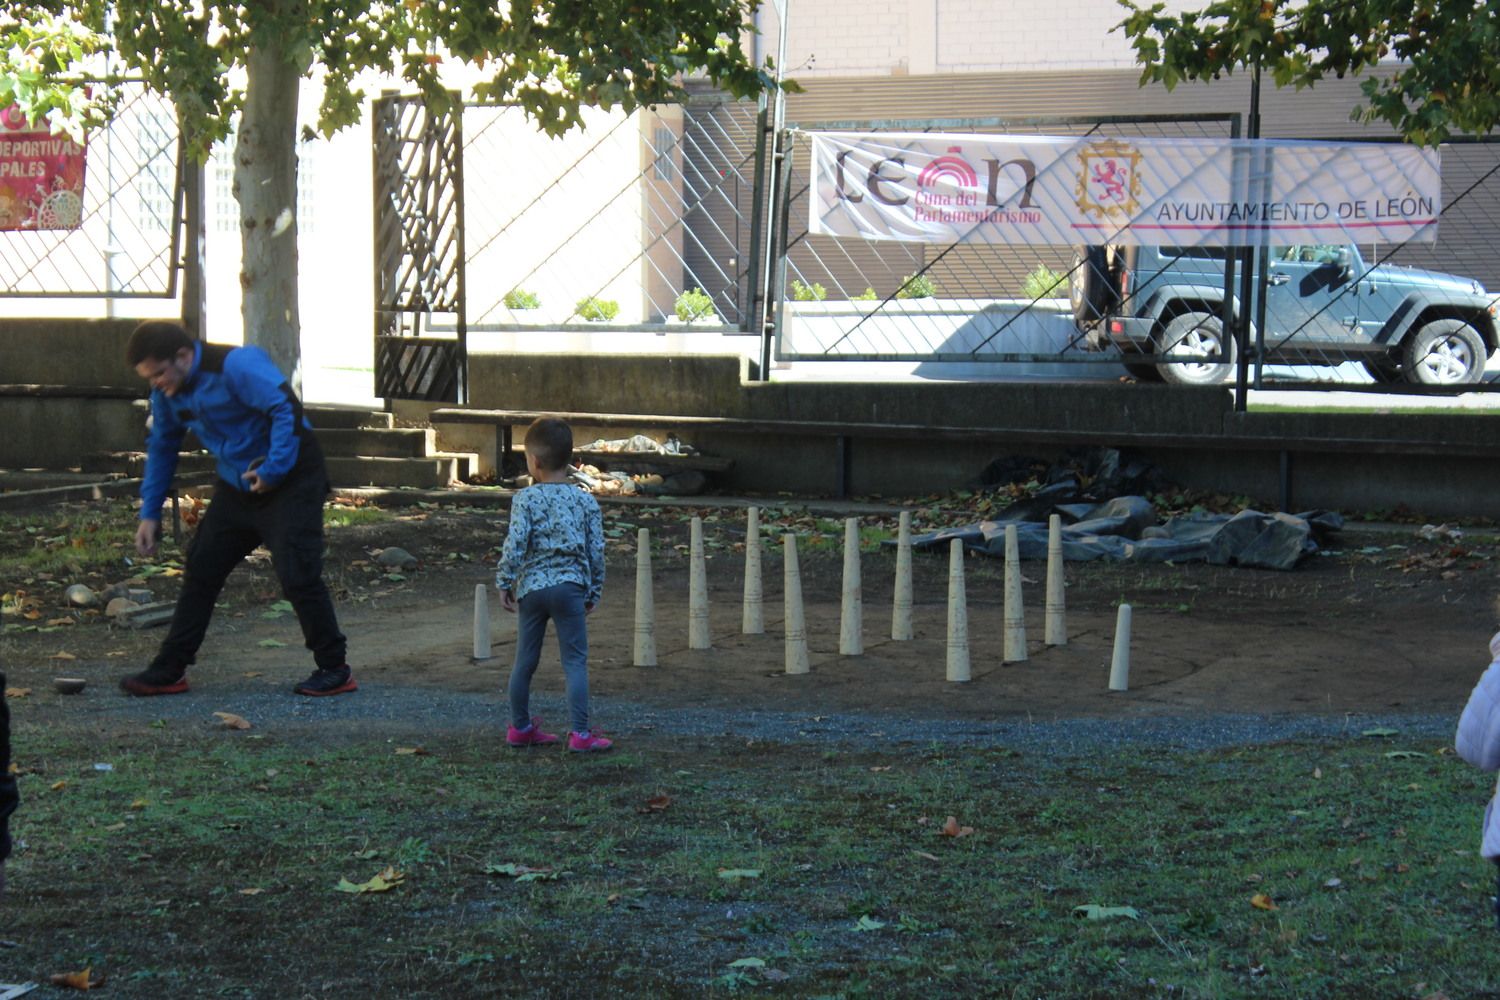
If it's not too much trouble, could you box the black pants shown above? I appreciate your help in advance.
[151,466,346,673]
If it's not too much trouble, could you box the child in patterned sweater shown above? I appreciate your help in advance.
[496,417,611,752]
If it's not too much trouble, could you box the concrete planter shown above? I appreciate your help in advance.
[780,297,1080,357]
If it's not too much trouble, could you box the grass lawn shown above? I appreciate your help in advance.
[4,721,1499,998]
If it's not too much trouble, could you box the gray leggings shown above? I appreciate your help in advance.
[508,583,591,734]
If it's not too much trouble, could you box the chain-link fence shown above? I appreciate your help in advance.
[772,114,1240,366]
[0,83,181,298]
[462,94,765,331]
[1247,136,1500,390]
[772,114,1500,393]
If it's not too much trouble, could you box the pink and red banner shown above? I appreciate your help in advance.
[0,104,87,231]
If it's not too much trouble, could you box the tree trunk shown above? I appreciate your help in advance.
[235,34,302,391]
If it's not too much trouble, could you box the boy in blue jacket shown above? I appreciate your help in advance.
[120,320,356,698]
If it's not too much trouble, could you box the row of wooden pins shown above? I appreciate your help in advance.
[477,506,1133,689]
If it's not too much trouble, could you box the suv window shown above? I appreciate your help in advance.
[1273,244,1344,264]
[1160,246,1229,260]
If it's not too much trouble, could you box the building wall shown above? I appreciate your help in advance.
[764,0,1202,78]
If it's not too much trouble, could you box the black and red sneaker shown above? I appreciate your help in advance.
[293,665,358,697]
[119,664,189,696]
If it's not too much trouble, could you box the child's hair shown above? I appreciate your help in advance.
[126,320,194,366]
[524,417,573,471]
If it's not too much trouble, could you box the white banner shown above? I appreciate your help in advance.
[807,131,1440,246]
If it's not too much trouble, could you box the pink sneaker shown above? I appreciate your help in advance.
[568,731,613,753]
[507,717,559,748]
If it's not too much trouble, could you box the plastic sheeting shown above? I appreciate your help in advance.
[907,496,1343,571]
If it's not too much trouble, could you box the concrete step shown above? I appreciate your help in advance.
[305,404,394,430]
[82,450,477,491]
[81,452,216,477]
[326,454,474,489]
[319,426,434,458]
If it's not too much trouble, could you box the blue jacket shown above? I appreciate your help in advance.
[139,341,319,521]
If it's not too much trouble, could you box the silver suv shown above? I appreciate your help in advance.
[1070,243,1499,386]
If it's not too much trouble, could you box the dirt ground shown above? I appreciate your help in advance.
[2,494,1494,729]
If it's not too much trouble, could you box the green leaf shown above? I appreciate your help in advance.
[717,868,762,880]
[484,862,560,881]
[257,638,287,648]
[1073,904,1140,921]
[853,915,887,931]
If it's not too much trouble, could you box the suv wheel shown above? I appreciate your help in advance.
[1157,312,1235,385]
[1402,319,1487,385]
[1069,246,1114,325]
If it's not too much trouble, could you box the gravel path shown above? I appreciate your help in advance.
[39,679,1457,756]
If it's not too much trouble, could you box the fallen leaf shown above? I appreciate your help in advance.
[1323,877,1343,889]
[45,617,74,627]
[853,915,887,931]
[102,822,125,831]
[638,793,672,813]
[870,766,892,772]
[50,779,67,791]
[50,650,77,660]
[130,799,148,810]
[1073,904,1140,921]
[50,967,105,990]
[727,958,766,969]
[913,850,941,862]
[1250,893,1278,911]
[257,638,287,648]
[5,687,31,698]
[1313,767,1322,779]
[335,866,406,894]
[243,671,264,678]
[1384,750,1427,759]
[941,816,974,838]
[394,747,430,756]
[213,712,252,730]
[717,868,762,881]
[1362,727,1399,737]
[238,887,266,896]
[484,862,560,882]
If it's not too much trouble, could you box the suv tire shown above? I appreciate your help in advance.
[1069,246,1114,325]
[1157,311,1236,386]
[1402,319,1487,385]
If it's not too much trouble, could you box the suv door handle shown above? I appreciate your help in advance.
[1266,272,1290,286]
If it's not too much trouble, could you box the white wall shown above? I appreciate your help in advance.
[764,0,1197,77]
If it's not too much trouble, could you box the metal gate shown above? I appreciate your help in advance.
[371,94,466,402]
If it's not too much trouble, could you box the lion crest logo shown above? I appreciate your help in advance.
[1075,140,1143,219]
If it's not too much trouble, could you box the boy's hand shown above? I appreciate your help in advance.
[585,601,597,615]
[500,589,517,613]
[135,518,162,557]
